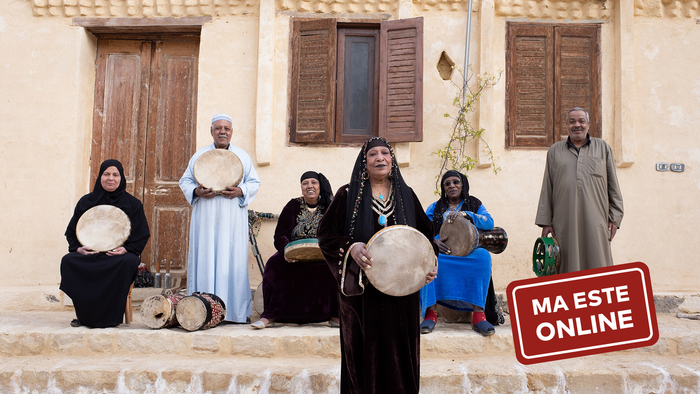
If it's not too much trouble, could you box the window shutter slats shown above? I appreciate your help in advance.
[290,19,336,143]
[379,17,423,142]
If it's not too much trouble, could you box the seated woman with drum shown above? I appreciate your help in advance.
[318,137,438,394]
[60,159,150,328]
[419,170,498,336]
[251,171,339,329]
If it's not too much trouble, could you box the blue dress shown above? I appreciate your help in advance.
[419,200,494,318]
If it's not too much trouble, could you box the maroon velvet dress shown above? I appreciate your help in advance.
[260,197,339,323]
[318,186,437,394]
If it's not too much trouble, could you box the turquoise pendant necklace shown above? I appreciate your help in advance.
[372,185,394,227]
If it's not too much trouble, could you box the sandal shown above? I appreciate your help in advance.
[420,319,436,334]
[473,320,495,336]
[251,319,276,329]
[329,319,340,328]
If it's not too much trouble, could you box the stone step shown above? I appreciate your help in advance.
[1,311,699,360]
[1,353,699,393]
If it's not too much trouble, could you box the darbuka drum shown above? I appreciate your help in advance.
[364,225,435,297]
[284,239,324,262]
[176,292,227,331]
[76,205,131,252]
[478,227,508,254]
[533,236,561,277]
[140,294,183,329]
[440,216,509,256]
[439,215,478,256]
[193,149,243,192]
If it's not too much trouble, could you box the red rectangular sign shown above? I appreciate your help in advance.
[507,262,658,365]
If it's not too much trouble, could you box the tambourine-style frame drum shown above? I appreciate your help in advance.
[193,149,244,193]
[439,215,509,256]
[364,225,436,297]
[76,205,131,252]
[533,236,561,277]
[284,239,324,262]
[140,294,184,329]
[176,292,227,331]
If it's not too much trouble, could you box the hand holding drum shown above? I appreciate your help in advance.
[193,149,243,199]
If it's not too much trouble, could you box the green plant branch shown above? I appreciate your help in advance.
[433,67,502,193]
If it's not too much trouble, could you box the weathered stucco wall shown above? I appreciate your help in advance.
[1,0,699,292]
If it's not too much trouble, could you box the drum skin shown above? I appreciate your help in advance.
[284,239,324,262]
[76,205,131,252]
[193,149,243,192]
[439,215,478,257]
[364,225,435,297]
[176,292,227,331]
[140,294,183,329]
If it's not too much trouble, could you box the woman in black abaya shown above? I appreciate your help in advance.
[318,137,438,394]
[60,159,150,328]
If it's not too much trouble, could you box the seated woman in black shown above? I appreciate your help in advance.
[251,171,339,328]
[60,159,150,328]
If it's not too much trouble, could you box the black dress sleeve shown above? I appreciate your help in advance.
[122,197,151,255]
[273,199,301,252]
[411,189,439,258]
[318,185,358,291]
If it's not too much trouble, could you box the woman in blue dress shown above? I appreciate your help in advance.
[419,170,496,336]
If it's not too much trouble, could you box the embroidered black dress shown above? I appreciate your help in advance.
[260,197,339,323]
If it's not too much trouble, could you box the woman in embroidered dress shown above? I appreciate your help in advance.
[251,171,339,328]
[318,137,438,394]
[419,170,498,336]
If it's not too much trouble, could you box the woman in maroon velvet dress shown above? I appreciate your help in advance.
[318,137,438,394]
[251,171,339,328]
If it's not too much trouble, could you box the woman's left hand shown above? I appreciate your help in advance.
[425,264,438,284]
[106,246,127,256]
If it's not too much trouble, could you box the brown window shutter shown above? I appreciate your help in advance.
[506,24,554,148]
[378,17,423,142]
[554,25,601,140]
[290,19,337,143]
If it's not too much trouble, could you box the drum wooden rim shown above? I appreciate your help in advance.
[76,205,131,252]
[364,225,435,297]
[193,149,244,192]
[284,239,324,262]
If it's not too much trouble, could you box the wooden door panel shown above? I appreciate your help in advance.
[91,40,151,197]
[141,41,199,277]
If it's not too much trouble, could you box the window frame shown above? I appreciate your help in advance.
[505,22,601,149]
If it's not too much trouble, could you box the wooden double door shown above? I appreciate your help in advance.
[90,39,199,280]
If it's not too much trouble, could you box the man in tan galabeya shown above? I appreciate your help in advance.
[536,107,624,273]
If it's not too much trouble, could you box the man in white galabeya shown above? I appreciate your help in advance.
[180,113,261,322]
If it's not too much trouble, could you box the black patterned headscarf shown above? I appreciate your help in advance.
[431,170,482,234]
[344,137,416,243]
[300,171,333,208]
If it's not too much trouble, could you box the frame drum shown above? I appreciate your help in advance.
[284,239,324,262]
[76,205,131,252]
[193,149,243,192]
[533,236,561,277]
[439,215,478,257]
[364,225,436,297]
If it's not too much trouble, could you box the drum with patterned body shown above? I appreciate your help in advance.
[176,292,227,331]
[283,239,324,262]
[439,215,509,256]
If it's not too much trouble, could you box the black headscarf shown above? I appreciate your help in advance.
[65,159,150,254]
[345,137,416,243]
[431,170,482,234]
[300,171,333,208]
